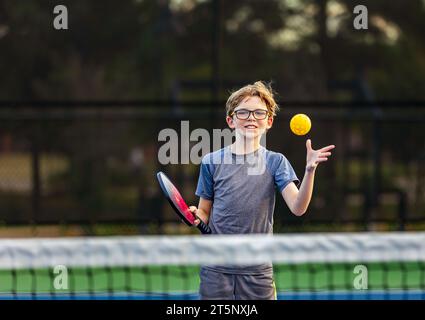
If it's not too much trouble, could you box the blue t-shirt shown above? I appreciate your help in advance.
[195,145,299,274]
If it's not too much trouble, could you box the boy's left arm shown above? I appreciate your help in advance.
[282,139,335,216]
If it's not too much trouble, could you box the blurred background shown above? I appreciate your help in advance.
[0,0,424,237]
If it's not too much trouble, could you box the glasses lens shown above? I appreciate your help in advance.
[235,110,249,119]
[254,110,268,119]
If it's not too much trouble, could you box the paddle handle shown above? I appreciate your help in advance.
[195,216,212,234]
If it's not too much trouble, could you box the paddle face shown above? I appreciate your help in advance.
[157,171,195,226]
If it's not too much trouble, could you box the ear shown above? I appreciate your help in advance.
[266,115,274,129]
[226,116,235,129]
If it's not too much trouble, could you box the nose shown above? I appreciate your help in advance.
[247,111,256,120]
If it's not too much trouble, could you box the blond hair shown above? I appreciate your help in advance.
[225,81,279,117]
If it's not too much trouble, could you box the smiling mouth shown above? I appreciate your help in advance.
[244,125,258,129]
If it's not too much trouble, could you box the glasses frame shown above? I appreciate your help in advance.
[231,109,271,120]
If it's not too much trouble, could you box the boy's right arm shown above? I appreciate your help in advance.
[189,197,212,226]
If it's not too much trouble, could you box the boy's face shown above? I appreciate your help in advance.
[226,96,274,140]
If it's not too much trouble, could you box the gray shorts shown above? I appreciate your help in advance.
[199,268,276,300]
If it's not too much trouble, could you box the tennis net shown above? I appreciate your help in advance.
[0,232,424,300]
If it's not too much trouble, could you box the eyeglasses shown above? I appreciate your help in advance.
[231,109,270,120]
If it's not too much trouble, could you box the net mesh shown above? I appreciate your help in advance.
[0,232,424,300]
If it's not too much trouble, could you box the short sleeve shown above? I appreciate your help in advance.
[195,158,215,200]
[273,154,299,193]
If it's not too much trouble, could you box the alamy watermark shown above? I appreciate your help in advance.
[53,265,68,290]
[353,5,368,30]
[353,264,368,290]
[53,5,68,30]
[157,121,268,175]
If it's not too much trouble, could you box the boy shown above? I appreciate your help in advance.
[189,81,335,300]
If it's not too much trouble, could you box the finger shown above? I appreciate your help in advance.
[318,145,335,151]
[320,152,332,157]
[316,158,328,163]
[318,155,329,160]
[188,206,197,215]
[306,139,313,152]
[319,145,335,152]
[193,219,200,226]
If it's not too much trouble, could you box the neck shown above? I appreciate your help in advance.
[231,137,261,155]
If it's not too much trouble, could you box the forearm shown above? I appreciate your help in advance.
[190,198,212,226]
[293,169,316,216]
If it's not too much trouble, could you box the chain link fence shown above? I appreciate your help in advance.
[0,101,424,236]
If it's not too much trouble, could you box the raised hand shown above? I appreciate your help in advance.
[305,139,335,172]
